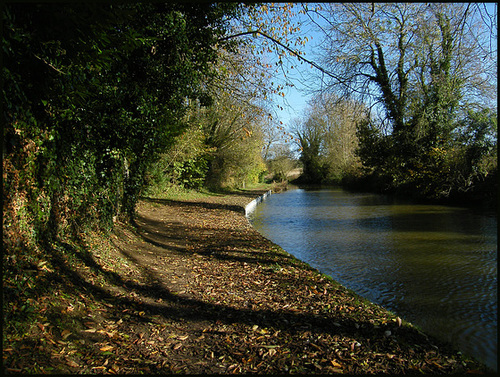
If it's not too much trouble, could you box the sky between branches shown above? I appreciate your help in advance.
[268,2,497,138]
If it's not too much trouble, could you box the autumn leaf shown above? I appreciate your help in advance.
[61,329,72,339]
[173,343,183,350]
[66,359,79,368]
[331,360,343,368]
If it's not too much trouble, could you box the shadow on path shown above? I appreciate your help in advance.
[36,195,488,374]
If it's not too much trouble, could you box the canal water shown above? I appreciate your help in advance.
[248,187,497,371]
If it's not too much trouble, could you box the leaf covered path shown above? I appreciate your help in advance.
[4,190,490,374]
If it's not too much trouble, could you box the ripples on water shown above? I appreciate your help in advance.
[249,188,497,371]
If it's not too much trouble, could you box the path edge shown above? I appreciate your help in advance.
[244,190,272,217]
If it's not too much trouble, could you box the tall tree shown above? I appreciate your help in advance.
[311,3,496,198]
[292,94,365,183]
[291,114,327,183]
[2,2,241,248]
[315,3,496,124]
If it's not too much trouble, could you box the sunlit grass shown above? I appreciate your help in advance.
[145,182,273,202]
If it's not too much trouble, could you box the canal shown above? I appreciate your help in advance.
[248,187,497,371]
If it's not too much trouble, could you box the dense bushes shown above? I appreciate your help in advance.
[354,109,497,204]
[2,3,241,252]
[294,100,497,205]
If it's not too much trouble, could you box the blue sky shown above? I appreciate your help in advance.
[270,5,325,131]
[269,3,498,134]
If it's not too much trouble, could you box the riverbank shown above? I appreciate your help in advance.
[3,188,492,374]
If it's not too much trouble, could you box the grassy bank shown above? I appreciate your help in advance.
[3,187,492,374]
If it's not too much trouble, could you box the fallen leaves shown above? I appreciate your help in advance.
[61,330,72,340]
[172,343,183,350]
[3,191,490,374]
[66,359,80,368]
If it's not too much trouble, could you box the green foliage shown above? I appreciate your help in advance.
[3,6,248,362]
[348,6,496,202]
[316,4,496,203]
[174,158,209,190]
[3,2,241,246]
[294,97,364,184]
[207,133,267,189]
[145,124,213,193]
[445,109,498,198]
[355,108,497,202]
[295,117,328,183]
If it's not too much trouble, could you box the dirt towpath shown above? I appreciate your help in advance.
[5,189,490,374]
[103,189,489,373]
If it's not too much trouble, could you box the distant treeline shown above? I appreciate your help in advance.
[290,4,497,206]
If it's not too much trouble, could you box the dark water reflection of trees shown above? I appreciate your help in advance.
[249,188,497,371]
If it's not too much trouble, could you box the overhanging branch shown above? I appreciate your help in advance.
[220,30,373,96]
[219,30,337,80]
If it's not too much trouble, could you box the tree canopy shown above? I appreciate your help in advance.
[3,2,497,254]
[294,3,497,202]
[2,5,497,373]
[3,3,242,246]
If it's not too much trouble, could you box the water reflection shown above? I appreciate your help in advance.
[249,188,497,371]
